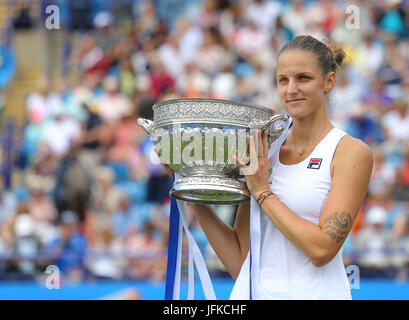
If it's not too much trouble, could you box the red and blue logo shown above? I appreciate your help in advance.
[307,158,322,169]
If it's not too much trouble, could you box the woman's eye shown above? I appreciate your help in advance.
[299,75,310,81]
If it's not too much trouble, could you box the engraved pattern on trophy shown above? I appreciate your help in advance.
[137,98,290,204]
[153,99,270,127]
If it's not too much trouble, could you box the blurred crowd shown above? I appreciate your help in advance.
[1,0,409,282]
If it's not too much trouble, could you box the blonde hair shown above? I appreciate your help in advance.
[321,38,346,73]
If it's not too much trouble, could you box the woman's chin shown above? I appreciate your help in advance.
[285,107,307,119]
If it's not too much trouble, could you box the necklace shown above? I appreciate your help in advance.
[294,128,329,157]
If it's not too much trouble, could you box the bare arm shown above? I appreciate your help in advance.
[156,152,250,278]
[259,136,373,266]
[190,202,250,279]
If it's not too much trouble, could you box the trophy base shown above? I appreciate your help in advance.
[170,175,250,205]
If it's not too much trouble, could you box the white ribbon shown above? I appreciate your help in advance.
[230,118,292,299]
[249,118,292,299]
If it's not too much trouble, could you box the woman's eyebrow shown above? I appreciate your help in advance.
[277,71,313,77]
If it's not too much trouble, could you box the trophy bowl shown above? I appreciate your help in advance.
[137,98,290,205]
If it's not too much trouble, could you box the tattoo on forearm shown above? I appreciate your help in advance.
[323,211,353,243]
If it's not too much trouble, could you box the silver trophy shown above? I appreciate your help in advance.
[137,98,289,204]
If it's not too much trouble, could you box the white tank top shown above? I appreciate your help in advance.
[231,127,352,300]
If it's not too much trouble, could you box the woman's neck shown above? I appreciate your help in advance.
[288,115,333,149]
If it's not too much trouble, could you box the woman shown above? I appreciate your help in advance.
[161,35,373,299]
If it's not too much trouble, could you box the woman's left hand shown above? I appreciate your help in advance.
[233,130,272,199]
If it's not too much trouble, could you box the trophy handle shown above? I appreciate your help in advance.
[261,114,290,143]
[137,118,154,135]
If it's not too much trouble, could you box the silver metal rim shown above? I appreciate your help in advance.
[170,178,250,205]
[153,98,273,113]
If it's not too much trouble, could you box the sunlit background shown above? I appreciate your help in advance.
[0,0,409,300]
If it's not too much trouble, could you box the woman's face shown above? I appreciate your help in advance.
[276,50,334,119]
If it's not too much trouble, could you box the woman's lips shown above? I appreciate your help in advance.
[287,98,305,103]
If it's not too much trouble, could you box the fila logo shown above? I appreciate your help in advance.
[307,158,322,169]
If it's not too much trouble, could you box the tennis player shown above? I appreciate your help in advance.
[162,35,373,299]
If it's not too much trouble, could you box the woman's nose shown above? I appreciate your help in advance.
[286,79,298,94]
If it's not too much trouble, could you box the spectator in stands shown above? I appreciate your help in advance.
[328,68,363,131]
[388,209,409,270]
[345,101,384,146]
[193,27,234,76]
[244,60,277,107]
[380,0,405,34]
[75,94,104,173]
[87,166,126,246]
[369,148,397,197]
[245,0,282,34]
[110,194,140,238]
[118,57,137,97]
[0,185,17,229]
[93,11,117,52]
[363,75,395,114]
[173,17,203,64]
[47,210,88,280]
[63,86,91,124]
[9,213,42,276]
[381,96,409,144]
[21,112,46,165]
[25,173,57,224]
[125,219,166,280]
[399,4,409,39]
[68,34,110,77]
[135,1,161,43]
[176,63,212,98]
[354,205,391,270]
[375,39,407,100]
[393,147,409,200]
[282,0,308,36]
[271,16,294,50]
[197,0,222,30]
[353,34,385,79]
[1,201,23,254]
[231,17,270,57]
[25,77,64,125]
[94,76,133,124]
[85,225,125,280]
[38,108,82,158]
[157,33,187,79]
[106,113,148,179]
[53,153,91,224]
[148,55,176,101]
